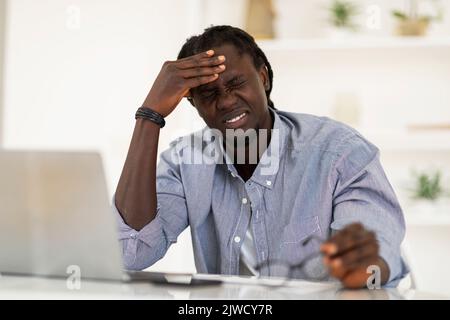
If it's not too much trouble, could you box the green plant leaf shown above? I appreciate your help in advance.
[413,171,443,200]
[328,0,359,29]
[392,10,408,20]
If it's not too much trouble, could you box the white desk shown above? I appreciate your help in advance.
[0,274,444,300]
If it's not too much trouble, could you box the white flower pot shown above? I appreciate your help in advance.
[405,198,450,216]
[327,27,357,40]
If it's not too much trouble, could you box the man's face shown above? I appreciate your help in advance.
[190,44,272,136]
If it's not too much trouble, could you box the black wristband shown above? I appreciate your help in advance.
[135,107,166,128]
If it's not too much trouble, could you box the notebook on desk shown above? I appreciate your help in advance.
[0,150,220,286]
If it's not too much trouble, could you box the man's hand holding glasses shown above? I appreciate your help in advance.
[254,223,389,289]
[320,223,390,289]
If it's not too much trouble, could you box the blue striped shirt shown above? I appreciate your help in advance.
[113,109,408,286]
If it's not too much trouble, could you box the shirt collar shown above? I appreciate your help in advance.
[220,108,288,189]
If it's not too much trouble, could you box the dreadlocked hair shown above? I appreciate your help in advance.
[177,25,276,110]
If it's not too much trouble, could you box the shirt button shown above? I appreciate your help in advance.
[234,236,241,243]
[266,180,272,186]
[130,233,137,239]
[242,198,248,204]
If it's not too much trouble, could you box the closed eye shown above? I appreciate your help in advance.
[200,90,217,99]
[198,78,247,100]
[231,80,246,88]
[227,80,247,92]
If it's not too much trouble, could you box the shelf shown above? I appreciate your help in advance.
[405,213,450,225]
[357,129,450,151]
[257,36,450,52]
[401,198,450,225]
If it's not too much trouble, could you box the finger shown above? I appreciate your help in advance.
[321,224,374,256]
[334,231,376,257]
[327,253,377,280]
[177,55,225,69]
[326,257,348,280]
[176,49,214,63]
[321,228,365,255]
[328,241,379,274]
[185,73,219,89]
[331,232,376,259]
[341,263,378,289]
[320,223,364,254]
[176,53,226,70]
[178,64,226,79]
[331,223,364,243]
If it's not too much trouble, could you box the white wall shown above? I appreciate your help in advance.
[0,0,6,146]
[266,47,450,130]
[2,0,450,279]
[273,0,450,38]
[3,0,204,179]
[2,0,204,273]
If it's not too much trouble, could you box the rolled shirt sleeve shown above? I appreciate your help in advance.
[330,133,409,286]
[112,146,189,270]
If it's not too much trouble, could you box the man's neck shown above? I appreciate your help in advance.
[235,163,257,182]
[227,111,274,181]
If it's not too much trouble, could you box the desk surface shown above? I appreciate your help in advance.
[0,274,445,300]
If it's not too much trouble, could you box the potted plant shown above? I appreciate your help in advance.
[392,0,444,36]
[406,170,448,215]
[327,0,359,38]
[413,171,443,200]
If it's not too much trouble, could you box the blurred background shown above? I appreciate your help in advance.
[0,0,449,297]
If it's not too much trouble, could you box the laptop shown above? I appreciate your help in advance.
[0,150,220,286]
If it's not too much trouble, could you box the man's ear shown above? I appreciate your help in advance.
[259,65,270,91]
[184,89,196,107]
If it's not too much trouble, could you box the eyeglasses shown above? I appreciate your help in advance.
[254,234,328,286]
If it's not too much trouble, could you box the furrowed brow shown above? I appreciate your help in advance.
[225,75,245,86]
[196,74,245,94]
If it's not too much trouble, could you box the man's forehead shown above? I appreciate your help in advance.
[210,43,243,56]
[193,44,257,92]
[211,44,253,65]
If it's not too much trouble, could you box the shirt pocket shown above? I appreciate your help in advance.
[279,215,322,263]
